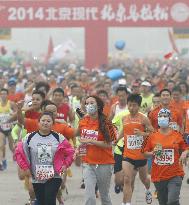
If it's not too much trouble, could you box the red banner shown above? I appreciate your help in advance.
[0,0,188,27]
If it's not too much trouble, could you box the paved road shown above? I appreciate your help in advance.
[1,151,189,205]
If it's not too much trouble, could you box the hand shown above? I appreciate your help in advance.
[179,150,189,166]
[79,138,93,144]
[16,100,25,110]
[24,169,31,177]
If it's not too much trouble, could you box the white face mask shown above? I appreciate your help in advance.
[158,117,169,128]
[85,104,97,115]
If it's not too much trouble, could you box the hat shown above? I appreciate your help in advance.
[118,78,127,85]
[141,81,151,87]
[8,77,17,86]
[158,108,171,117]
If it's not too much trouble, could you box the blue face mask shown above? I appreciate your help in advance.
[85,104,97,115]
[158,117,169,128]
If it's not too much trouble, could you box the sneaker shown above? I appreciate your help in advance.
[80,180,85,189]
[2,159,7,170]
[0,162,4,171]
[145,190,152,204]
[114,185,121,194]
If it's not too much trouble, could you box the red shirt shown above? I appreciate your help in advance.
[57,103,70,122]
[8,92,25,103]
[25,110,41,119]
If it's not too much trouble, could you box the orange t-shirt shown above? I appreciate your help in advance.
[25,119,74,140]
[8,92,25,103]
[79,115,115,165]
[148,105,182,131]
[142,130,188,182]
[183,101,189,133]
[103,102,111,117]
[122,113,146,160]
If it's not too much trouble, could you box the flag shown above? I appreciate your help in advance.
[164,52,173,59]
[45,36,54,64]
[168,29,179,53]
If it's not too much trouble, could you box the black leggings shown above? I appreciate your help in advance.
[33,178,62,205]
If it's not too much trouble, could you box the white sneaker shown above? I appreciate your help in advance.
[145,190,152,204]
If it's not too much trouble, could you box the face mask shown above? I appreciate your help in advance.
[158,117,169,128]
[85,104,97,115]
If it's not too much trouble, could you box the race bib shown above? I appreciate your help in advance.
[154,149,174,165]
[36,165,54,180]
[127,135,144,150]
[0,114,11,131]
[81,129,98,140]
[169,122,179,131]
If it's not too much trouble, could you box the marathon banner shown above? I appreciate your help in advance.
[0,0,188,27]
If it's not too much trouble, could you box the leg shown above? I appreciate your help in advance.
[167,176,182,205]
[122,160,136,203]
[0,132,5,168]
[7,133,14,153]
[44,178,62,205]
[96,165,112,205]
[83,164,97,205]
[33,183,45,205]
[138,164,150,190]
[154,181,168,205]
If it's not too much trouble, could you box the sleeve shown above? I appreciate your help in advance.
[14,134,31,170]
[178,133,189,151]
[61,124,74,140]
[141,135,153,153]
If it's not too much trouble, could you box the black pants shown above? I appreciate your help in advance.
[33,178,62,205]
[154,176,182,205]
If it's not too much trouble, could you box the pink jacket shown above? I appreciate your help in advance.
[15,140,74,174]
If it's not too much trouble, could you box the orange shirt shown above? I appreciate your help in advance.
[183,101,189,133]
[79,115,115,165]
[142,130,188,182]
[148,105,182,131]
[103,102,111,117]
[122,113,146,160]
[25,119,74,140]
[8,92,25,103]
[170,99,185,119]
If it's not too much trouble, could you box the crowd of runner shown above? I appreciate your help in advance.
[0,54,189,205]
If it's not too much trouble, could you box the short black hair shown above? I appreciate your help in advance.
[0,88,8,94]
[116,86,128,94]
[160,88,171,96]
[179,82,188,93]
[32,90,45,99]
[53,87,64,96]
[97,90,108,98]
[39,111,55,123]
[127,94,142,106]
[35,81,50,94]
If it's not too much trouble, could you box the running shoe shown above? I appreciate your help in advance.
[80,180,85,189]
[0,162,4,171]
[2,159,7,170]
[145,190,152,204]
[114,185,121,194]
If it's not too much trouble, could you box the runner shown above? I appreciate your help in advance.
[15,111,74,205]
[117,94,154,205]
[109,86,128,121]
[75,95,116,205]
[142,108,189,205]
[0,88,17,170]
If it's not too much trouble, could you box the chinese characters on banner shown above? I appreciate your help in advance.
[0,1,188,68]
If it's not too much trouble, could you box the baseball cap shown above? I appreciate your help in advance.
[8,77,17,86]
[141,81,151,87]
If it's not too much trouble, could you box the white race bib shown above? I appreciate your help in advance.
[154,149,174,165]
[0,114,11,131]
[127,135,144,150]
[36,165,54,180]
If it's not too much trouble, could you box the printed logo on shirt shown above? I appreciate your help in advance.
[37,144,52,163]
[154,149,174,165]
[127,135,144,150]
[81,129,98,140]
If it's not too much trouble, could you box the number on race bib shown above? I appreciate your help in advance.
[127,135,144,150]
[154,149,174,165]
[36,165,54,180]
